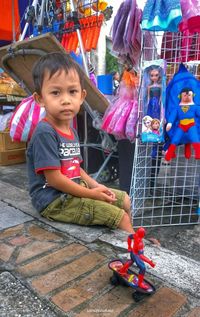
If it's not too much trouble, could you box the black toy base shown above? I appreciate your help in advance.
[109,259,156,302]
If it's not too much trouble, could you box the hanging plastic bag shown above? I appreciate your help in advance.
[9,95,46,142]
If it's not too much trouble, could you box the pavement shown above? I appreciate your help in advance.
[0,163,199,317]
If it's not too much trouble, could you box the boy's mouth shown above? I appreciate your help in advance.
[61,110,73,114]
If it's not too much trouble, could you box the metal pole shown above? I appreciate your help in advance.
[38,0,46,29]
[69,0,89,76]
[12,0,16,42]
[69,0,90,171]
[20,0,39,41]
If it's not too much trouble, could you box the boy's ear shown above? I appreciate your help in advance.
[81,89,87,103]
[33,92,44,107]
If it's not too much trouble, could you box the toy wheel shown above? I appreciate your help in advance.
[120,278,129,287]
[110,274,120,286]
[132,291,146,302]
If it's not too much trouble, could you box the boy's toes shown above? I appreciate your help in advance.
[148,237,161,246]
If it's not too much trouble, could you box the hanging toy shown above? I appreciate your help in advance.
[92,1,108,12]
[164,63,200,161]
[78,0,92,16]
[141,60,166,143]
[65,0,71,13]
[165,88,200,161]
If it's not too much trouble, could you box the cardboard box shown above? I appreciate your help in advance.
[0,148,26,165]
[0,132,26,151]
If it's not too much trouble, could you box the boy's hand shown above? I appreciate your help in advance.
[96,184,116,201]
[96,184,116,199]
[91,185,117,203]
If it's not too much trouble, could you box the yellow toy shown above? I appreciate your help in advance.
[78,0,108,16]
[78,0,92,16]
[92,1,108,12]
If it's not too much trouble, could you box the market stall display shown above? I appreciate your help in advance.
[0,69,27,165]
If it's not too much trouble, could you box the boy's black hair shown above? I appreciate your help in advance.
[32,52,84,94]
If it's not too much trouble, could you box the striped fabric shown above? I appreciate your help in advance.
[9,96,46,142]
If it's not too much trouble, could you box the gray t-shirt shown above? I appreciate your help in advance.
[26,120,82,212]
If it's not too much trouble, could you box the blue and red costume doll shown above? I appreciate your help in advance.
[119,227,155,289]
[165,87,200,161]
[164,63,200,161]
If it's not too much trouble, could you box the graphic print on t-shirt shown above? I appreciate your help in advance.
[60,158,80,179]
[59,141,81,180]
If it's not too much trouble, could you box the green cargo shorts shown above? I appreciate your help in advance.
[41,183,126,229]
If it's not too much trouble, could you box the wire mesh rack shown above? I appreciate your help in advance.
[130,31,200,228]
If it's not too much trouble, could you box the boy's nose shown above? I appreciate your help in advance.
[61,95,70,104]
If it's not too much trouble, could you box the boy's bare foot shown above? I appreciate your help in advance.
[148,237,161,246]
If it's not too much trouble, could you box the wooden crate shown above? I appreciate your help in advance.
[0,131,26,151]
[0,147,26,165]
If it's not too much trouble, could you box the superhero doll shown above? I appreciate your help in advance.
[165,63,200,161]
[165,87,200,161]
[118,227,155,289]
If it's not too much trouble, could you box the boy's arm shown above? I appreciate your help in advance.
[43,169,116,203]
[80,168,99,188]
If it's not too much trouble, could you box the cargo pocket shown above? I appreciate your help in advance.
[75,199,94,226]
[41,196,62,221]
[41,196,76,223]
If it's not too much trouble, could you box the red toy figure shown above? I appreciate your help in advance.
[119,227,155,289]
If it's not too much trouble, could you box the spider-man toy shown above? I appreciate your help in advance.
[119,227,156,289]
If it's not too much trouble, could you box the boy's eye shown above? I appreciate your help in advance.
[70,89,78,94]
[51,91,59,95]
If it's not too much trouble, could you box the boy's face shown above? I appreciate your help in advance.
[34,69,86,127]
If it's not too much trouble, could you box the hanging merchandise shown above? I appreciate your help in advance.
[164,63,200,161]
[9,96,46,142]
[112,0,146,68]
[92,1,108,12]
[61,14,104,53]
[0,0,20,41]
[175,0,200,62]
[125,99,139,142]
[112,0,133,53]
[141,0,182,32]
[101,70,138,142]
[180,0,200,22]
[78,0,108,16]
[141,60,166,143]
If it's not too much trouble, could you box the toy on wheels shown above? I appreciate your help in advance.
[108,259,156,301]
[108,227,156,301]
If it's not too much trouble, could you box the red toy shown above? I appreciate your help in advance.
[119,227,155,288]
[108,227,156,301]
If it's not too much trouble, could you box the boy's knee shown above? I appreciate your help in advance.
[124,193,131,210]
[122,211,132,224]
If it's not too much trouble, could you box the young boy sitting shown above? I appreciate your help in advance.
[26,52,135,234]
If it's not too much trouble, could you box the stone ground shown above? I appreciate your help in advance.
[0,163,199,317]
